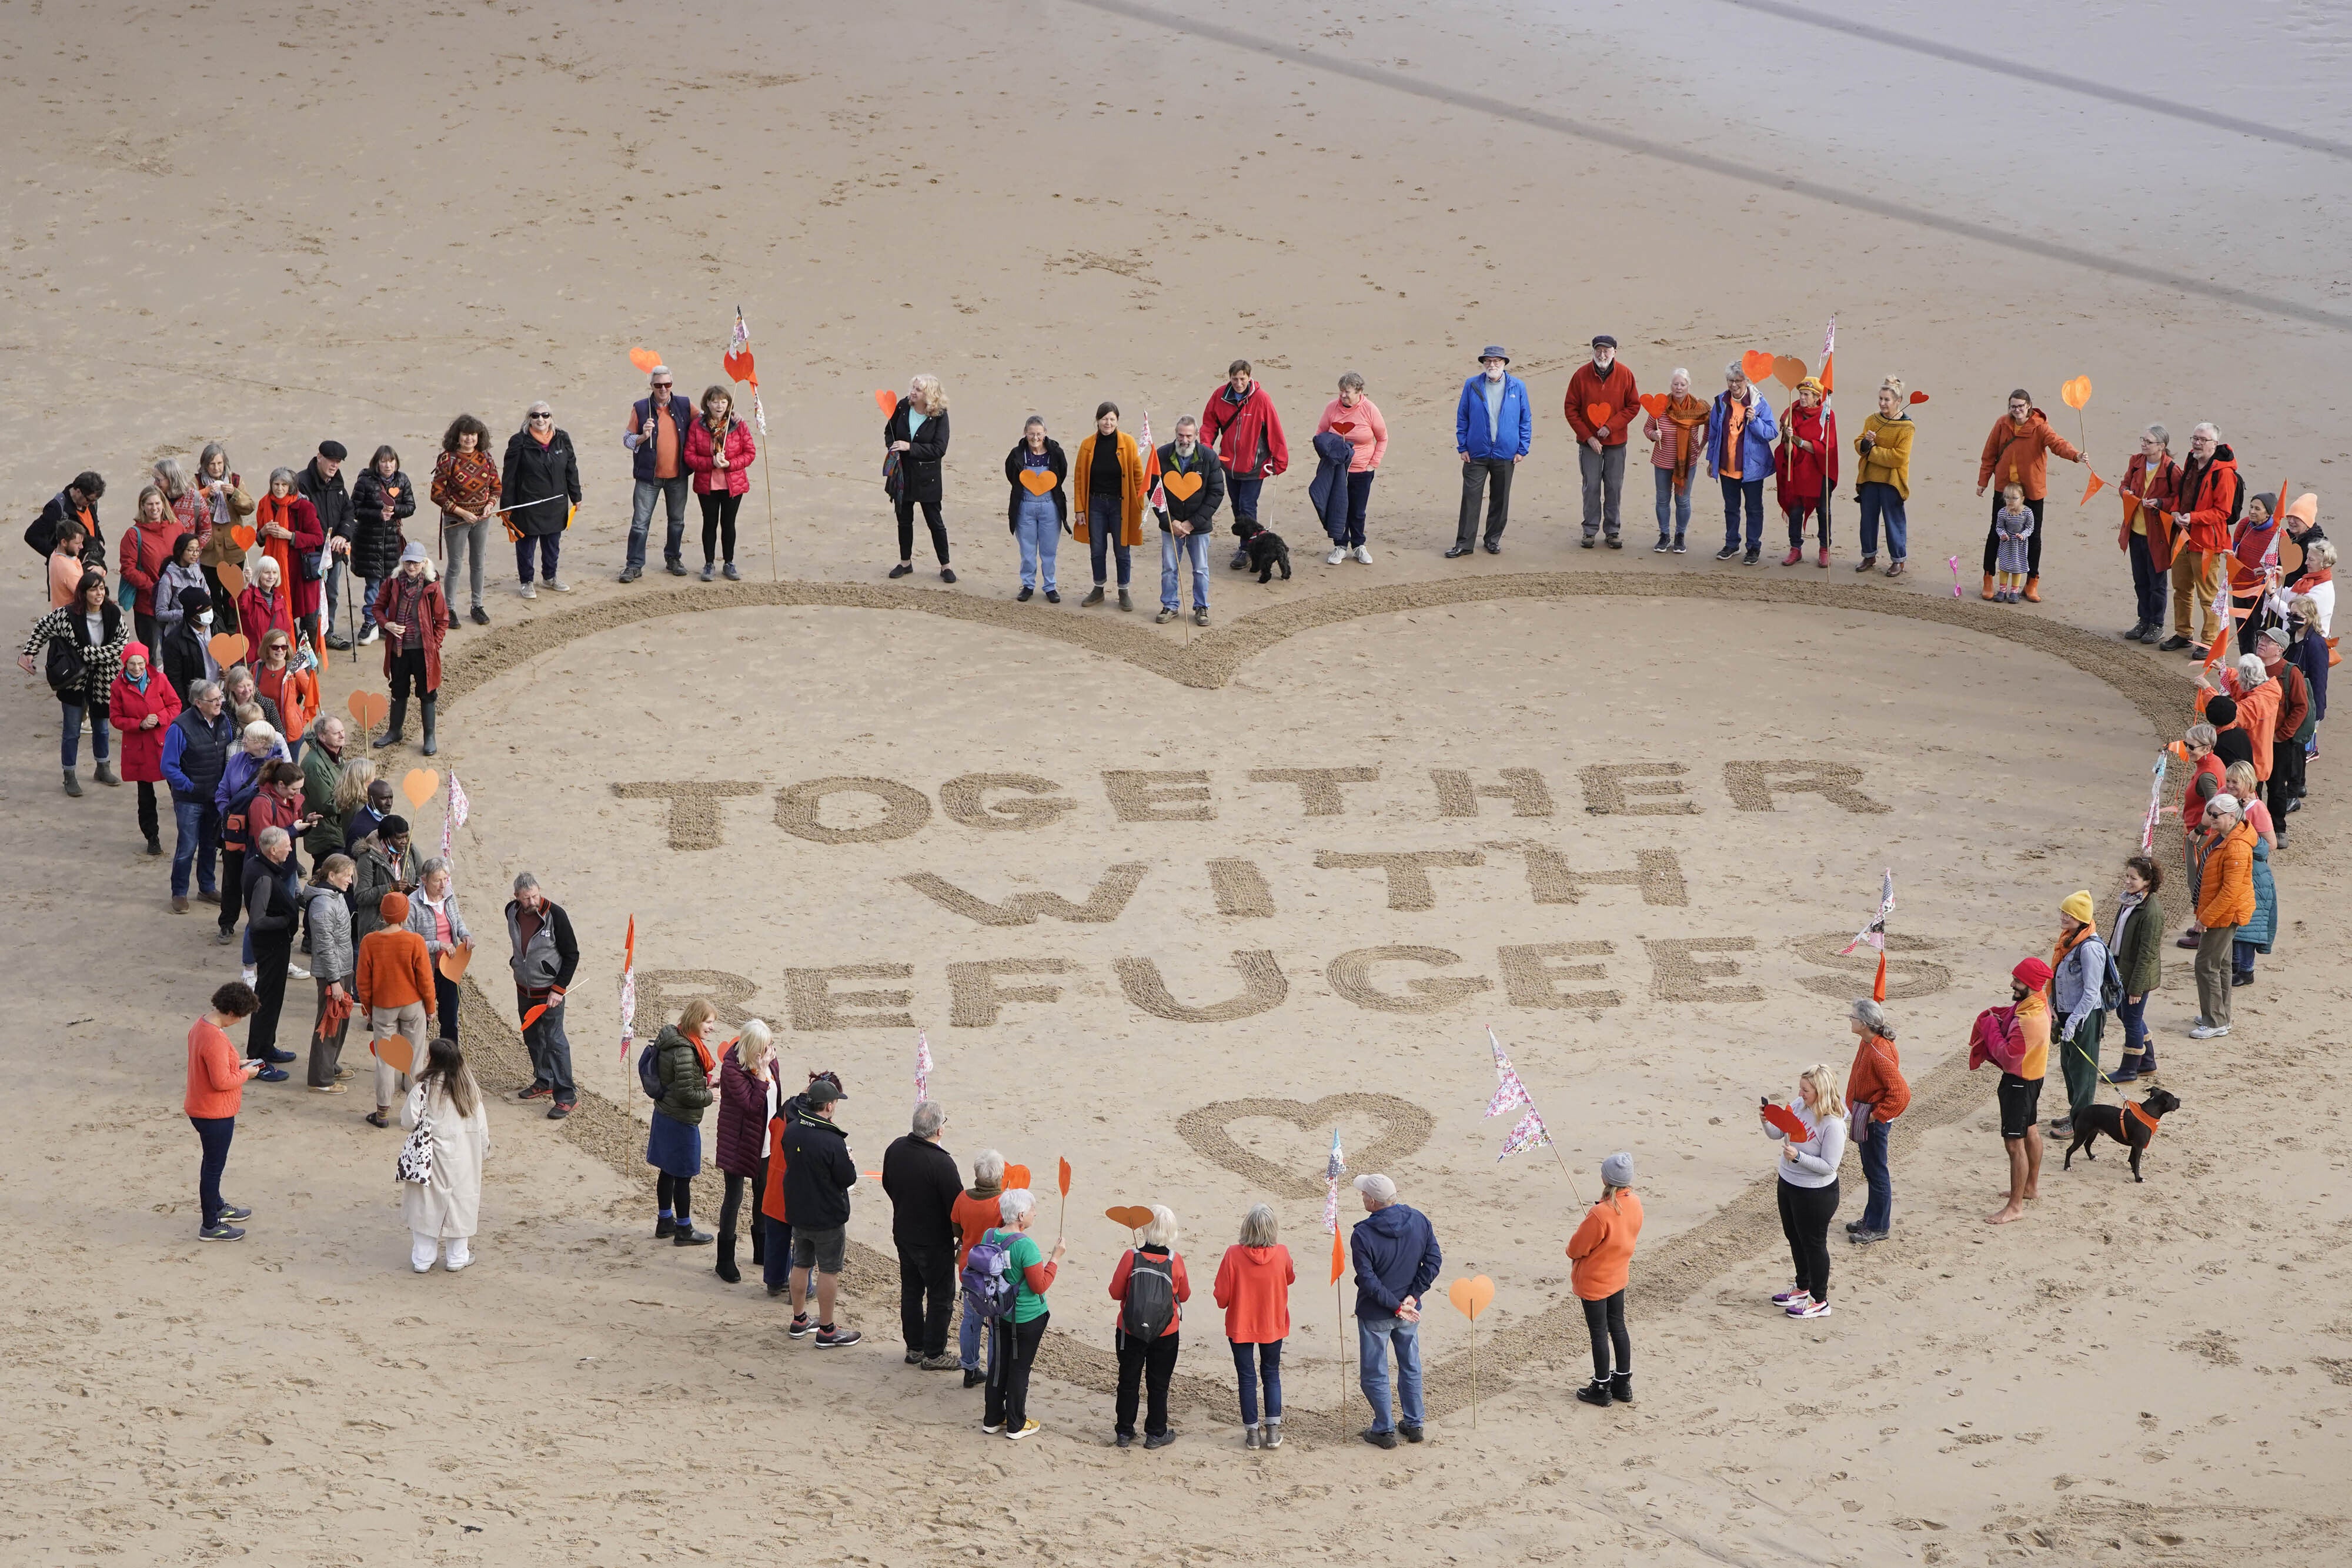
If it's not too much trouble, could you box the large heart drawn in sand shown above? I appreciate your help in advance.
[1175,1094,1434,1199]
[1160,472,1202,502]
[1017,469,1057,496]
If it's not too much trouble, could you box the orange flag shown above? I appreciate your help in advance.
[2081,469,2106,504]
[1329,1225,1346,1286]
[1872,950,1888,1004]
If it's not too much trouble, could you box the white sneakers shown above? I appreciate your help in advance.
[2189,1020,2231,1039]
[1787,1298,1833,1319]
[1327,545,1375,565]
[1352,544,1372,564]
[287,964,310,981]
[520,583,538,600]
[545,580,573,594]
[240,966,257,988]
[356,626,379,646]
[1326,546,1347,565]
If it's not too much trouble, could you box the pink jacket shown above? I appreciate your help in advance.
[684,416,757,497]
[1316,397,1388,473]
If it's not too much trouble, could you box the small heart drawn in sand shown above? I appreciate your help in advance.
[1175,1093,1433,1198]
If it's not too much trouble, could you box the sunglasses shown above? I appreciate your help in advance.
[529,412,553,420]
[652,382,673,389]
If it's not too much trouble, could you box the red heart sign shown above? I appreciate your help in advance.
[1740,350,1775,383]
[724,349,756,383]
[1003,1164,1031,1192]
[1909,391,1932,405]
[1160,472,1202,502]
[873,388,898,414]
[1017,469,1055,496]
[629,347,662,373]
[1584,402,1613,430]
[229,525,256,551]
[1638,393,1670,417]
[1329,421,1357,434]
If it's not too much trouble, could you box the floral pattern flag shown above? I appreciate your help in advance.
[1498,1106,1552,1162]
[1324,1126,1345,1233]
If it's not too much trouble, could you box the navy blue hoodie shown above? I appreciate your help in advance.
[1350,1202,1442,1319]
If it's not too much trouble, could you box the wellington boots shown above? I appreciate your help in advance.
[374,697,407,749]
[420,697,437,757]
[1980,573,1997,601]
[2023,576,2042,603]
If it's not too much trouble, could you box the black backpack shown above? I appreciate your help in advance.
[637,1039,665,1100]
[1119,1249,1177,1341]
[44,633,87,696]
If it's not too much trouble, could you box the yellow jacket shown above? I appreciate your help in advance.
[1855,413,1913,499]
[1071,431,1149,547]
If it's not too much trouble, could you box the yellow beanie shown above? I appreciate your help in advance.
[2059,890,2094,925]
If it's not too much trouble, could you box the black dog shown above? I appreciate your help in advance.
[1230,519,1292,583]
[2062,1088,2180,1181]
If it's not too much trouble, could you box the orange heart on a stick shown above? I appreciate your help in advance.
[723,348,756,383]
[628,346,663,373]
[228,524,256,551]
[374,1032,416,1075]
[1772,356,1808,390]
[437,942,473,984]
[1447,1274,1496,1320]
[1160,472,1202,502]
[1017,469,1056,496]
[1740,350,1775,383]
[208,633,248,667]
[1104,1205,1153,1232]
[1584,402,1613,430]
[2060,376,2093,410]
[401,768,441,808]
[216,561,245,594]
[520,1004,548,1031]
[1638,393,1669,417]
[873,388,898,415]
[1003,1164,1032,1192]
[347,690,389,731]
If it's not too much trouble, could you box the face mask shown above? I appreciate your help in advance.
[198,610,213,626]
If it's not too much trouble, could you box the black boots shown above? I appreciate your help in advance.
[1577,1374,1634,1407]
[420,696,437,756]
[715,1229,741,1284]
[1576,1379,1613,1407]
[1611,1372,1634,1405]
[375,697,406,749]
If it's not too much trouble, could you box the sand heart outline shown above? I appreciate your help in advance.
[1638,393,1670,418]
[1174,1093,1434,1199]
[1739,349,1776,383]
[402,767,442,808]
[1017,469,1057,496]
[208,633,249,667]
[1160,471,1202,502]
[1447,1275,1496,1320]
[1104,1204,1154,1232]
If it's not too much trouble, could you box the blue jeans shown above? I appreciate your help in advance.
[1719,477,1765,552]
[1227,473,1264,526]
[628,476,690,569]
[1857,482,1907,561]
[61,699,109,769]
[2127,530,2166,627]
[1087,496,1131,587]
[355,577,382,636]
[1014,495,1059,592]
[1653,467,1692,539]
[172,799,220,898]
[1857,1114,1893,1233]
[2117,993,2149,1060]
[1160,527,1210,611]
[2233,939,2257,981]
[960,1285,991,1372]
[191,1114,234,1229]
[1357,1313,1424,1432]
[1231,1338,1283,1425]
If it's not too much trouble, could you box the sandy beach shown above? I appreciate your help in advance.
[4,1,2348,1563]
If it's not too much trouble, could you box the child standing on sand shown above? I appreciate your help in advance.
[1993,483,2035,602]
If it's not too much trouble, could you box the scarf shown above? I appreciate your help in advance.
[257,492,299,584]
[1665,394,1707,493]
[385,573,426,653]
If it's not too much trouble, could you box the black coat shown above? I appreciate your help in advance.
[1004,439,1070,530]
[880,1134,963,1248]
[781,1108,857,1231]
[346,469,416,582]
[243,851,302,942]
[25,489,105,566]
[501,429,581,536]
[161,585,217,703]
[885,399,948,504]
[1154,440,1227,533]
[296,459,352,545]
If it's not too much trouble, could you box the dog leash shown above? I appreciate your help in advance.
[2060,1034,2160,1141]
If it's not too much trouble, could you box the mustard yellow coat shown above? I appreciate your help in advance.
[1071,430,1150,546]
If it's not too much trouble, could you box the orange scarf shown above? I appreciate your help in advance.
[256,492,299,589]
[1664,394,1708,493]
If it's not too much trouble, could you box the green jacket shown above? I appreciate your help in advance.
[653,1025,714,1126]
[300,742,346,863]
[2108,890,2164,998]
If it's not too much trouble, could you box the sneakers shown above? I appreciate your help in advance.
[1671,536,1687,553]
[700,562,716,581]
[357,625,379,646]
[520,583,537,600]
[1043,590,1060,604]
[240,966,257,987]
[263,1048,296,1064]
[1352,544,1372,564]
[1770,1285,1812,1306]
[219,1203,253,1222]
[1327,546,1348,566]
[1741,548,1761,565]
[663,560,687,577]
[1850,1229,1889,1245]
[471,605,490,624]
[1005,1419,1040,1440]
[546,1101,573,1119]
[1715,544,1740,561]
[920,1353,960,1370]
[545,580,572,594]
[325,631,352,651]
[1144,1431,1177,1449]
[1481,540,1500,554]
[1361,1427,1398,1450]
[1155,607,1178,624]
[1652,535,1672,554]
[518,1084,553,1101]
[981,1420,1004,1435]
[2189,1021,2231,1039]
[816,1325,862,1347]
[1398,1422,1424,1444]
[286,964,310,981]
[1245,1424,1261,1449]
[788,1315,817,1338]
[255,1066,288,1082]
[199,1223,245,1242]
[1576,1379,1614,1407]
[1579,534,1597,550]
[1260,1422,1282,1449]
[1604,535,1623,550]
[1787,1298,1834,1318]
[1230,547,1251,570]
[723,563,741,581]
[1193,608,1208,627]
[1444,543,1474,559]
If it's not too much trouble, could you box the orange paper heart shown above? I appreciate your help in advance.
[723,348,756,383]
[629,347,662,373]
[229,524,256,551]
[437,943,473,984]
[208,633,248,667]
[1447,1275,1496,1320]
[1160,472,1202,502]
[347,690,389,731]
[874,388,898,415]
[1638,393,1669,417]
[1909,390,1932,405]
[2060,376,2093,410]
[520,1004,547,1031]
[373,1032,415,1075]
[1104,1205,1153,1231]
[1017,469,1056,496]
[1740,350,1775,383]
[216,561,244,594]
[1004,1164,1031,1192]
[1584,402,1613,430]
[1772,356,1808,390]
[401,767,441,809]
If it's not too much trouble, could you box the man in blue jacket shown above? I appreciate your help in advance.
[621,366,697,583]
[162,680,236,914]
[1705,360,1779,564]
[1451,347,1531,558]
[1350,1172,1442,1447]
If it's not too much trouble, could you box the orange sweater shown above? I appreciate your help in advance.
[184,1018,246,1118]
[354,927,435,1012]
[1566,1191,1643,1300]
[1212,1243,1295,1343]
[1845,1032,1910,1121]
[951,1190,1003,1271]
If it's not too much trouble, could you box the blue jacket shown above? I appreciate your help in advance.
[1455,374,1532,462]
[1705,391,1779,481]
[625,394,698,484]
[161,706,235,806]
[1307,430,1354,541]
[1351,1201,1442,1319]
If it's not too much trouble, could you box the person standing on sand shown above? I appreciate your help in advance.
[1351,1172,1441,1448]
[1566,335,1638,549]
[885,375,954,584]
[782,1076,864,1348]
[303,852,357,1093]
[2046,891,2115,1142]
[1644,368,1705,554]
[2117,424,2182,641]
[713,1019,777,1286]
[405,857,469,1045]
[1974,957,2051,1225]
[1314,374,1385,566]
[348,446,416,647]
[1073,402,1146,611]
[647,999,719,1248]
[432,414,501,626]
[684,384,756,581]
[1005,416,1068,604]
[1852,375,1913,576]
[1565,1151,1642,1406]
[2157,423,2238,651]
[370,543,446,755]
[355,890,433,1128]
[1213,1203,1293,1449]
[1706,361,1778,565]
[109,641,179,858]
[1775,376,1838,567]
[1975,390,2086,603]
[506,872,579,1119]
[882,1100,965,1372]
[297,443,353,652]
[19,567,127,797]
[502,403,580,600]
[1449,347,1531,559]
[240,824,305,1076]
[1108,1205,1191,1450]
[402,1037,491,1273]
[1842,999,1908,1245]
[1155,415,1224,624]
[2106,856,2165,1082]
[980,1186,1063,1441]
[621,366,696,583]
[26,471,106,567]
[1762,1063,1845,1318]
[2188,794,2256,1040]
[951,1150,1008,1386]
[162,680,234,912]
[194,446,251,631]
[1201,359,1289,569]
[185,981,263,1242]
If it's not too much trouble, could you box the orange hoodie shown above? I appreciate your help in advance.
[355,891,435,1011]
[1977,410,2082,502]
[1566,1190,1643,1300]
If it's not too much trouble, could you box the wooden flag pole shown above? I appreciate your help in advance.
[760,421,779,583]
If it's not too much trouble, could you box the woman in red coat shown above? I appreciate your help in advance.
[1774,376,1839,567]
[108,641,182,856]
[684,385,757,581]
[235,554,298,652]
[253,467,327,647]
[370,543,448,755]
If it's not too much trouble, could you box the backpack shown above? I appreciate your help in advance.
[636,1040,664,1100]
[2097,948,2126,1011]
[960,1229,1020,1325]
[44,632,87,696]
[1118,1249,1177,1342]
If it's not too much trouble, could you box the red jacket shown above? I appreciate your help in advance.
[2177,447,2241,555]
[108,667,182,783]
[1773,404,1839,511]
[1199,381,1289,479]
[117,518,183,617]
[185,1017,246,1119]
[235,583,296,649]
[372,574,447,693]
[1565,360,1640,446]
[249,780,306,846]
[684,414,757,497]
[2120,451,2184,570]
[1107,1245,1191,1338]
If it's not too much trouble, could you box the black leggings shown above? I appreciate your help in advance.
[1777,1176,1840,1301]
[699,491,741,564]
[1581,1290,1629,1380]
[896,494,950,564]
[657,1172,694,1221]
[720,1169,767,1261]
[1980,495,2046,577]
[138,780,159,843]
[985,1312,1049,1432]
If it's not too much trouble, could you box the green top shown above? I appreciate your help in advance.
[993,1228,1050,1323]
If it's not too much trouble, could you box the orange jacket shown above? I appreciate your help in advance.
[1565,1191,1643,1300]
[184,1018,246,1119]
[1845,1032,1910,1121]
[2196,821,2257,928]
[2207,679,2281,780]
[2177,449,2241,555]
[1212,1243,1295,1343]
[1977,410,2081,502]
[355,927,435,1012]
[2119,451,2183,571]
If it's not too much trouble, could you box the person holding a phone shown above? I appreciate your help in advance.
[186,981,265,1242]
[1760,1064,1846,1318]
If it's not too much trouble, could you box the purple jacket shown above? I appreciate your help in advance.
[714,1048,770,1176]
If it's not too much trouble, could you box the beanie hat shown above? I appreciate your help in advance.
[2012,956,2052,992]
[2285,492,2318,527]
[2204,694,2238,726]
[1796,376,1825,397]
[379,890,410,925]
[123,640,149,664]
[2059,890,2094,925]
[1601,1151,1635,1188]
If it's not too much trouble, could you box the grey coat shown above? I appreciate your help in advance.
[303,883,355,985]
[405,888,471,955]
[352,839,421,938]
